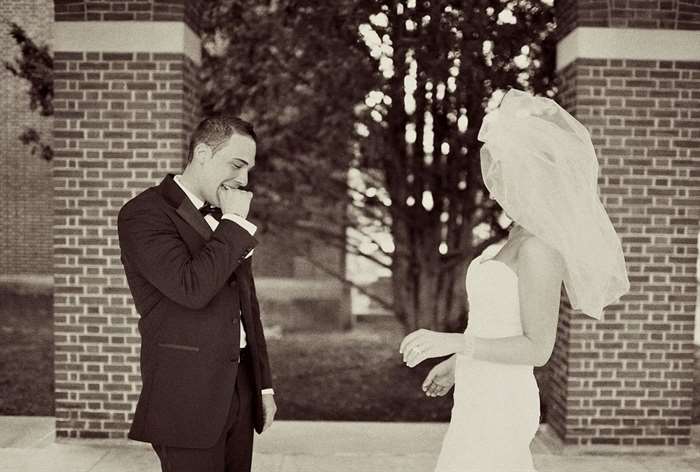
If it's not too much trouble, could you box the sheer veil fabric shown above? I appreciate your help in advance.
[478,89,630,319]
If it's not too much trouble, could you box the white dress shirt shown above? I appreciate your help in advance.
[174,176,273,395]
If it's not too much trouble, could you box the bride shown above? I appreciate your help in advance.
[400,89,630,472]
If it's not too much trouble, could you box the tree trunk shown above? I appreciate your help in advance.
[391,218,472,333]
[392,254,471,333]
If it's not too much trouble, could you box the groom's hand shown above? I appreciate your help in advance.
[261,394,277,432]
[218,185,252,218]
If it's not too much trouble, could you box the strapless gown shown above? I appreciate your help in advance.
[434,251,540,472]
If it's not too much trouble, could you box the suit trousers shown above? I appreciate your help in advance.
[152,348,255,472]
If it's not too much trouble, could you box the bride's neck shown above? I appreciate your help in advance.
[505,224,530,248]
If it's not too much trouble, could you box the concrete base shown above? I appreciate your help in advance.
[0,418,698,472]
[536,424,700,457]
[0,417,55,448]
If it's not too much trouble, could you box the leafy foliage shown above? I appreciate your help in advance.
[18,128,53,161]
[3,21,53,116]
[201,0,556,330]
[3,20,54,161]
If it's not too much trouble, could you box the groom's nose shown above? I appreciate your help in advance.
[228,171,247,188]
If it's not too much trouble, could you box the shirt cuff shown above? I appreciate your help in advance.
[222,214,257,236]
[222,214,256,258]
[261,388,275,395]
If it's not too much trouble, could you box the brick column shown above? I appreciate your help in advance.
[53,1,201,438]
[547,2,700,447]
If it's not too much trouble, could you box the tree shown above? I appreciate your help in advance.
[2,20,54,160]
[201,0,555,332]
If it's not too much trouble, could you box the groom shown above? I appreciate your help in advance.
[117,115,276,471]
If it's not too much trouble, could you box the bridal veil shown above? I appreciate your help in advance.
[477,89,630,319]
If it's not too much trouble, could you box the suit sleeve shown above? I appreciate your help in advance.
[118,199,257,310]
[249,270,274,390]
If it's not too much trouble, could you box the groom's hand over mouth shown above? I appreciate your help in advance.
[219,185,252,218]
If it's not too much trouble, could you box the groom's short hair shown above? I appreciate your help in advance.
[186,114,257,163]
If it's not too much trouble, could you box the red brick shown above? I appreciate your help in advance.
[549,55,699,447]
[50,8,200,439]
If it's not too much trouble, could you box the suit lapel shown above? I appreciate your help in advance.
[176,200,213,241]
[158,174,213,241]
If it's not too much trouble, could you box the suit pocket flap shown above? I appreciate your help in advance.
[157,343,200,352]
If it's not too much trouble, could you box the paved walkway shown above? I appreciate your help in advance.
[0,417,698,472]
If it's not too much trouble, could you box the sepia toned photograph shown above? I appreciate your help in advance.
[0,1,699,471]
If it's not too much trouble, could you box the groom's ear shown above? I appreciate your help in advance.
[192,143,213,164]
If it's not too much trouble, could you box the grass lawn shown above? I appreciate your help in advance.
[267,319,456,422]
[0,286,54,416]
[1,285,699,425]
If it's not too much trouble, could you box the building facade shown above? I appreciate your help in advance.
[0,0,697,446]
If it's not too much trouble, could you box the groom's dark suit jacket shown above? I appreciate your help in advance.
[117,174,273,449]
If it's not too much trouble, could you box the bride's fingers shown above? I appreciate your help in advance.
[399,331,421,353]
[404,350,416,366]
[402,341,424,362]
[401,343,411,362]
[411,348,427,366]
[426,383,440,396]
[407,351,427,368]
[428,381,447,397]
[409,345,431,366]
[404,349,418,366]
[403,344,417,363]
[422,370,437,390]
[400,329,428,353]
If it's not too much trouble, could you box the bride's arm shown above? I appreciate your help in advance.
[400,239,565,368]
[467,238,565,367]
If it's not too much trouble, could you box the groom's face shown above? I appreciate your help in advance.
[197,133,256,206]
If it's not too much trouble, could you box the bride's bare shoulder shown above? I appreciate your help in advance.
[517,235,565,272]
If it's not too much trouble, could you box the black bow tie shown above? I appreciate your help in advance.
[199,203,223,220]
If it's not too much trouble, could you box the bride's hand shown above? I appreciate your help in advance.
[400,329,465,367]
[422,355,456,397]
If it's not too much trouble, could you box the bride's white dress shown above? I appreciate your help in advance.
[435,250,540,472]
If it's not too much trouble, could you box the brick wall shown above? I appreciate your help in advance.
[0,0,53,277]
[54,0,202,33]
[52,48,200,437]
[555,0,700,38]
[548,56,700,446]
